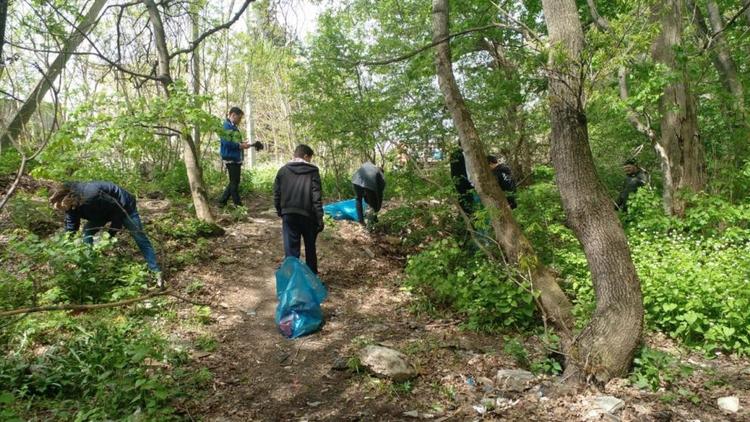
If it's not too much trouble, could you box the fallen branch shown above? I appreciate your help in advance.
[0,288,209,317]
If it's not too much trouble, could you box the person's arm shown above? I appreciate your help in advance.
[273,169,282,216]
[64,211,80,232]
[311,170,324,231]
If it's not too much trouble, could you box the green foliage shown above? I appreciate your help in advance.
[0,231,150,309]
[404,238,537,332]
[5,191,59,235]
[630,347,694,392]
[0,315,185,420]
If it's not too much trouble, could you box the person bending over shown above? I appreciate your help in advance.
[49,181,163,287]
[352,161,385,226]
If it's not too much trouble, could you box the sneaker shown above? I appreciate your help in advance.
[154,272,165,289]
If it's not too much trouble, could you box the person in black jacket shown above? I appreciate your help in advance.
[49,181,162,287]
[352,162,385,226]
[487,155,517,209]
[449,147,474,215]
[615,158,648,212]
[273,145,324,274]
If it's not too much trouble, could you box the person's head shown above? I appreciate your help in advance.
[294,144,314,162]
[487,155,500,170]
[228,106,244,125]
[623,158,638,176]
[49,183,81,212]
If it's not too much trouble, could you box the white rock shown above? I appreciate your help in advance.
[358,345,416,382]
[590,395,625,413]
[717,396,740,413]
[495,369,535,392]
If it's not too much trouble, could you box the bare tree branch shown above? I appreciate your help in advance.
[168,0,256,59]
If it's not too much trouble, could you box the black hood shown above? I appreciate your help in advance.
[286,161,318,175]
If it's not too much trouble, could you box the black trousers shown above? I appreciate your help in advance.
[282,214,318,274]
[219,162,242,206]
[353,184,381,225]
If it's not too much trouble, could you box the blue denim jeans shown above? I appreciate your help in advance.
[82,210,160,272]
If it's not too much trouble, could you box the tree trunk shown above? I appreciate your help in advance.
[0,0,8,79]
[191,8,202,158]
[652,0,706,216]
[541,0,644,384]
[687,0,745,117]
[0,0,107,153]
[432,0,574,330]
[144,0,214,223]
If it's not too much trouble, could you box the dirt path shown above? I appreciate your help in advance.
[171,203,425,420]
[160,199,750,422]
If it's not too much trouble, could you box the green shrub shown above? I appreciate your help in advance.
[0,231,150,309]
[404,238,537,331]
[0,315,184,420]
[6,192,59,235]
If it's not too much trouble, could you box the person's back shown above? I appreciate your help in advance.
[63,181,136,230]
[274,145,324,273]
[352,162,384,194]
[352,162,386,225]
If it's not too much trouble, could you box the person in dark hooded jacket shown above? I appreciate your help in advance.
[450,147,474,215]
[352,161,385,226]
[615,158,648,212]
[487,155,517,209]
[273,144,324,274]
[49,181,163,287]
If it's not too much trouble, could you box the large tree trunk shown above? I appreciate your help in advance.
[431,0,573,330]
[652,0,706,216]
[0,0,107,153]
[144,0,214,223]
[541,0,644,384]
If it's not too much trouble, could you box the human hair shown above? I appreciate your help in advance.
[294,144,314,158]
[228,106,244,117]
[486,155,498,164]
[49,182,81,210]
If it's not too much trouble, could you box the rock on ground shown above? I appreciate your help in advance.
[359,345,416,382]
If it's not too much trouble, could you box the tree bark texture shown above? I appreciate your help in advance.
[144,0,214,223]
[191,9,203,158]
[652,0,706,216]
[0,0,106,152]
[541,0,644,383]
[687,0,745,117]
[432,0,574,330]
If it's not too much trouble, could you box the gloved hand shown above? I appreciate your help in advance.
[317,221,325,233]
[252,141,264,151]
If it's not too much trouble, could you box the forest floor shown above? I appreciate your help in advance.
[152,195,750,422]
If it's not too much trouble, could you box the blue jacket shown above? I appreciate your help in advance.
[63,181,137,232]
[219,119,243,163]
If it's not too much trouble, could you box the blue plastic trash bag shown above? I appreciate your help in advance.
[275,257,328,338]
[323,198,366,221]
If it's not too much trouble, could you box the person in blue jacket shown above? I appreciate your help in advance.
[49,181,163,287]
[218,107,263,207]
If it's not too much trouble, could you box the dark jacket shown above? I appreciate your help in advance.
[63,181,137,232]
[219,119,243,163]
[492,164,517,209]
[449,148,472,195]
[274,160,324,228]
[616,170,648,212]
[352,162,385,209]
